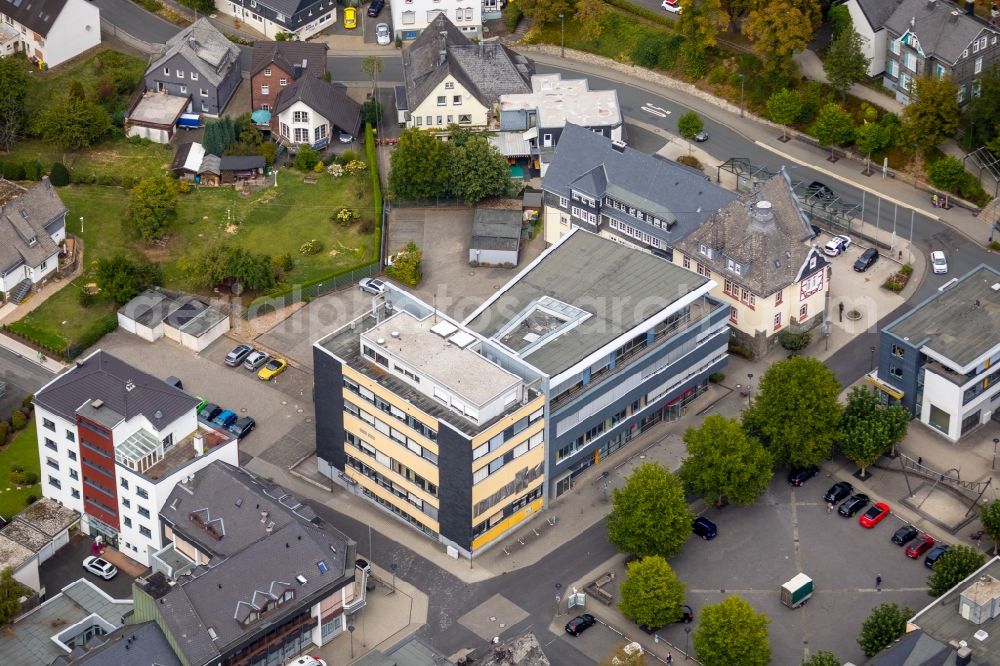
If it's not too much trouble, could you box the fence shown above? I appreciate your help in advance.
[243,263,380,319]
[100,19,159,56]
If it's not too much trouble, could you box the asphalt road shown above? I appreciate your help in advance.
[0,348,53,420]
[92,0,180,43]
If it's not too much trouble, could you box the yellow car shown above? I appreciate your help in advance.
[258,358,288,381]
[344,7,357,29]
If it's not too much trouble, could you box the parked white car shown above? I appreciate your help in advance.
[930,250,948,274]
[823,235,851,256]
[82,556,118,580]
[376,22,391,46]
[661,0,683,13]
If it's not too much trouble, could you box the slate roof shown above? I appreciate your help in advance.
[34,349,199,430]
[855,0,897,31]
[885,0,998,64]
[274,74,362,136]
[472,208,522,252]
[0,177,65,276]
[0,0,67,37]
[220,155,265,171]
[883,264,1000,369]
[675,171,821,297]
[250,0,324,19]
[149,18,241,87]
[50,622,182,666]
[0,579,131,666]
[464,230,712,376]
[250,40,327,79]
[402,14,532,111]
[200,154,221,175]
[152,462,355,665]
[543,124,738,246]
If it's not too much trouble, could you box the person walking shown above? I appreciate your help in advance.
[876,574,882,591]
[828,501,835,514]
[666,652,672,664]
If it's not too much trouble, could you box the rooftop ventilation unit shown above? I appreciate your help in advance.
[391,331,400,339]
[92,399,104,409]
[610,140,627,153]
[296,574,307,585]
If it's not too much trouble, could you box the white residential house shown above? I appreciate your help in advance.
[844,0,895,77]
[0,177,66,304]
[393,0,482,41]
[0,0,100,69]
[33,350,239,566]
[214,0,337,40]
[273,73,362,149]
[399,14,532,130]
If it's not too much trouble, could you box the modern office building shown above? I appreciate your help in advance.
[870,264,1000,442]
[314,289,546,556]
[32,349,239,565]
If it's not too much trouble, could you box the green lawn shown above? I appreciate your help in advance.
[0,419,42,521]
[9,168,376,353]
[1,138,176,186]
[24,48,145,111]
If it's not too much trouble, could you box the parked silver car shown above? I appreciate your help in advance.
[243,350,269,371]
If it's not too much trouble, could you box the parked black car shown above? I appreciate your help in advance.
[824,481,853,504]
[807,181,835,201]
[838,493,870,518]
[788,465,820,487]
[676,604,694,623]
[199,402,222,421]
[892,525,919,546]
[565,614,596,636]
[692,517,718,540]
[854,247,880,272]
[367,0,385,16]
[229,416,256,440]
[925,544,950,568]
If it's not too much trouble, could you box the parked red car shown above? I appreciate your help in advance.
[906,534,936,558]
[859,502,891,528]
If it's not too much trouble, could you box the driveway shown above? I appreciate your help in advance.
[40,534,136,600]
[92,0,179,44]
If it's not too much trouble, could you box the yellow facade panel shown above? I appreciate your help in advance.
[471,447,545,504]
[346,468,440,532]
[343,411,440,482]
[471,497,544,550]
[342,366,440,430]
[471,397,545,447]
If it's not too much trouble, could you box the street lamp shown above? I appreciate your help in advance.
[559,13,565,58]
[348,624,356,659]
[738,74,745,118]
[869,346,876,373]
[993,438,999,472]
[555,582,562,616]
[746,372,753,406]
[79,216,84,235]
[684,626,692,660]
[390,563,397,594]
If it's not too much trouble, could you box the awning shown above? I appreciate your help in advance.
[251,109,271,124]
[867,373,904,400]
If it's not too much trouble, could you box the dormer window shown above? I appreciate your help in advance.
[726,258,742,276]
[698,243,713,259]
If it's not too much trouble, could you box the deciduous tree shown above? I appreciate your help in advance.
[94,255,163,305]
[124,177,177,243]
[742,356,842,467]
[903,76,961,153]
[966,67,1000,147]
[608,462,693,558]
[927,155,966,207]
[677,0,724,53]
[448,134,509,204]
[512,0,573,25]
[855,122,893,173]
[677,111,705,142]
[840,387,909,476]
[679,415,772,506]
[618,556,686,629]
[802,651,841,666]
[823,28,870,100]
[0,57,29,151]
[574,0,606,41]
[389,128,452,200]
[693,596,771,666]
[811,102,856,160]
[34,95,112,151]
[928,545,987,597]
[766,88,802,140]
[858,603,911,657]
[743,0,820,74]
[981,499,1000,554]
[361,55,384,99]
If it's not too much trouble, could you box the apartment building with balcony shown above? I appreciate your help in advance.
[869,264,1000,442]
[314,291,546,556]
[32,349,238,566]
[464,229,731,498]
[133,462,358,666]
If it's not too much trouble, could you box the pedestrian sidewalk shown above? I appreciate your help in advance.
[516,45,997,248]
[792,49,904,114]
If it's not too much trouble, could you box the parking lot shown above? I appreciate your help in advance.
[98,331,316,465]
[562,473,937,664]
[39,534,135,600]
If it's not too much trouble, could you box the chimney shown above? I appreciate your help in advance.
[439,30,448,66]
[193,434,204,456]
[188,37,198,51]
[966,0,975,14]
[748,200,777,233]
[610,139,626,153]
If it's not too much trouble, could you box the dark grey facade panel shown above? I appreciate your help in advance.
[437,424,472,550]
[313,347,345,471]
[877,334,922,415]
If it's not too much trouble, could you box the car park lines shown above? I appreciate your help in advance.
[640,104,669,118]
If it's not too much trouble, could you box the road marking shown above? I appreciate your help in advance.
[686,587,927,594]
[641,104,669,118]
